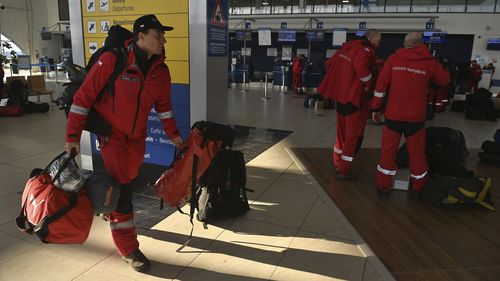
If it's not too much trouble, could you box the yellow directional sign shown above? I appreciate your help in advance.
[82,0,188,16]
[81,0,189,84]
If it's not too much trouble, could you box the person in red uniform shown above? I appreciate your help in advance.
[468,60,482,93]
[292,54,304,92]
[318,29,382,179]
[65,15,182,272]
[371,32,450,197]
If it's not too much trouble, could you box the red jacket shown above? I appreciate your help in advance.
[66,41,179,142]
[372,44,450,122]
[470,64,482,82]
[292,57,303,74]
[317,40,375,107]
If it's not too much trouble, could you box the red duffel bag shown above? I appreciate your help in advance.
[155,127,223,208]
[16,152,94,244]
[0,105,23,117]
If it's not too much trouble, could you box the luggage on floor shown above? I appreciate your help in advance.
[451,100,466,112]
[196,150,253,225]
[478,152,500,167]
[0,105,23,117]
[16,152,94,244]
[154,121,234,208]
[85,173,120,214]
[494,129,500,143]
[24,101,50,113]
[481,140,500,155]
[420,175,495,211]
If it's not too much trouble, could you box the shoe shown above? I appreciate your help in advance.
[377,188,391,199]
[334,170,358,180]
[122,249,150,272]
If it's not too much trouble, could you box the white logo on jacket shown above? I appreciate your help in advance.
[392,66,426,75]
[29,194,45,216]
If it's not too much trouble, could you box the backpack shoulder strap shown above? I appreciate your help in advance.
[95,47,128,104]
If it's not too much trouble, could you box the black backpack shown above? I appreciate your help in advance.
[465,88,497,121]
[196,150,253,226]
[7,80,29,107]
[57,25,133,117]
[420,175,495,211]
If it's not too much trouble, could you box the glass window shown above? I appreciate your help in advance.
[411,0,438,13]
[336,0,360,13]
[467,0,495,12]
[361,0,385,13]
[438,0,466,12]
[290,0,301,13]
[272,0,292,14]
[385,0,410,13]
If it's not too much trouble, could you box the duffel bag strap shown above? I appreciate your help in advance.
[176,154,198,252]
[16,205,35,234]
[32,192,78,233]
[16,192,78,235]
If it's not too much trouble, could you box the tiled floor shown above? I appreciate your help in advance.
[0,83,498,281]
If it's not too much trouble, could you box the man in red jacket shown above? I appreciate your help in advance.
[318,29,381,179]
[468,60,482,93]
[65,15,182,271]
[372,32,450,197]
[292,54,304,92]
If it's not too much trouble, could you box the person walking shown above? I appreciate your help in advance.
[64,14,182,272]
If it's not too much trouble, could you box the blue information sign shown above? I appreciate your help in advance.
[317,22,323,29]
[207,0,228,57]
[359,22,367,30]
[281,22,287,29]
[245,21,251,29]
[426,21,434,30]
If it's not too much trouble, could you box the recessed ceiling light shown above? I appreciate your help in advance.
[262,1,269,5]
[342,0,349,3]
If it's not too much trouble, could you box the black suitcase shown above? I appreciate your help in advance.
[451,100,465,112]
[24,101,49,113]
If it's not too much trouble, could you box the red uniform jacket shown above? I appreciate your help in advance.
[292,57,303,75]
[372,44,450,122]
[66,41,179,142]
[317,40,375,108]
[470,64,483,82]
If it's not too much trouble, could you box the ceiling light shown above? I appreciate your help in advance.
[342,0,349,3]
[262,1,269,6]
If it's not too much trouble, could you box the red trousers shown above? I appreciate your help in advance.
[376,121,428,192]
[292,72,302,90]
[99,130,146,256]
[333,99,370,175]
[467,80,479,93]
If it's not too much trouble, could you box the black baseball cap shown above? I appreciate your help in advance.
[133,14,174,35]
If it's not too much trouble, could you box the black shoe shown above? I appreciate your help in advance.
[334,171,358,180]
[122,249,150,272]
[377,188,391,199]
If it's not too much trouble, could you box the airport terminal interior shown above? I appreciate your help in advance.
[0,0,500,280]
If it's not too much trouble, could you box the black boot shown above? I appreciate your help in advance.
[122,249,150,272]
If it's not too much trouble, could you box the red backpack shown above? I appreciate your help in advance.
[16,152,93,244]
